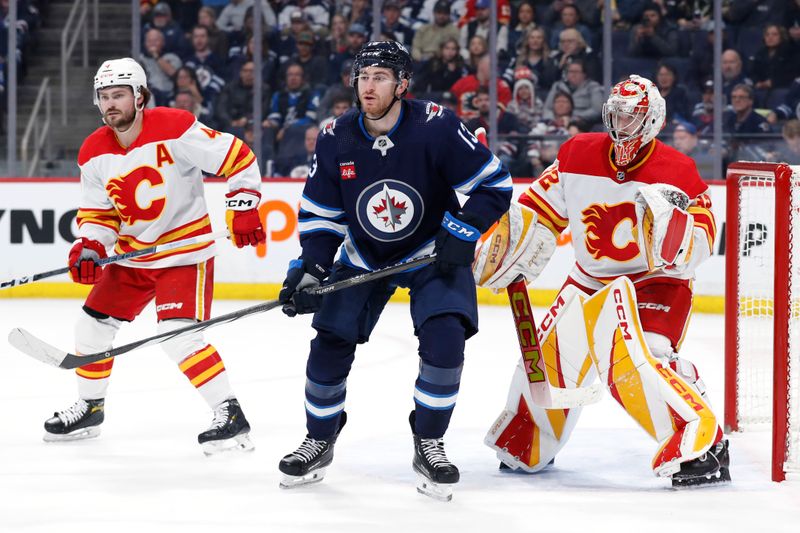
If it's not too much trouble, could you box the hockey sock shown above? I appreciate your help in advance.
[178,344,232,408]
[305,331,356,439]
[75,309,120,400]
[413,315,465,438]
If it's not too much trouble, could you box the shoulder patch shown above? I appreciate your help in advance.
[321,118,337,136]
[424,101,445,122]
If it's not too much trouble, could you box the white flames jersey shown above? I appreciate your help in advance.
[76,107,260,268]
[520,133,716,288]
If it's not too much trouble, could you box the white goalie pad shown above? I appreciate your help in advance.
[472,202,556,289]
[635,183,694,271]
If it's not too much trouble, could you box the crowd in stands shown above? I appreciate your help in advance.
[127,0,800,178]
[1,0,45,133]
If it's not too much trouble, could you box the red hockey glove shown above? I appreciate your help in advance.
[68,238,107,284]
[225,189,266,248]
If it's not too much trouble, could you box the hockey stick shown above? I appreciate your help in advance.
[8,255,436,370]
[0,229,231,290]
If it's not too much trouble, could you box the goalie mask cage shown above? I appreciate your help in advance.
[725,162,800,482]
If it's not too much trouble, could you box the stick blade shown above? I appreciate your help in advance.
[8,328,69,368]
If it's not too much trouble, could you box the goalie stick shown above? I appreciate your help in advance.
[0,229,231,290]
[8,255,436,370]
[472,127,601,409]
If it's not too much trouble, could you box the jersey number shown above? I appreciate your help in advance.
[457,123,479,151]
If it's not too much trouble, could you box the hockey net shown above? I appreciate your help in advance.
[725,162,800,481]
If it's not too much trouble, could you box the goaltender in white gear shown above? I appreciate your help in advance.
[476,74,729,488]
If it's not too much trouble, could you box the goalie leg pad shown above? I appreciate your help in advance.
[75,309,121,400]
[582,277,720,476]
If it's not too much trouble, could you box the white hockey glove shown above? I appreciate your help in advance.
[635,183,694,272]
[472,202,556,289]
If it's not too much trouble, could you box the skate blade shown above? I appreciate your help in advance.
[202,433,255,456]
[672,468,731,489]
[43,426,100,442]
[279,467,328,489]
[415,473,454,502]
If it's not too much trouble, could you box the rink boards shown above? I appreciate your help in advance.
[0,178,731,311]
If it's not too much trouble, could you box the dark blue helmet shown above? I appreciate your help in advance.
[350,40,413,89]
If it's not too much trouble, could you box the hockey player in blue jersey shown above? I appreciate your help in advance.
[276,41,512,501]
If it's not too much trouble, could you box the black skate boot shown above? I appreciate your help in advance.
[43,398,105,442]
[279,412,347,489]
[198,398,254,456]
[672,439,731,488]
[410,411,459,502]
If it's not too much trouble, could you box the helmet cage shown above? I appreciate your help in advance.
[603,75,665,166]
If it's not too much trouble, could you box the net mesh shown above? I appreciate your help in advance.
[735,166,800,473]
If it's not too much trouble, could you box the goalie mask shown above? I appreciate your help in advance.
[93,58,148,110]
[350,40,412,120]
[602,75,665,167]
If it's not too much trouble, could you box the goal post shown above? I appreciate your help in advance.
[724,161,799,482]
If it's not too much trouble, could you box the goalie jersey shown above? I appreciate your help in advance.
[299,100,513,271]
[520,133,716,286]
[76,107,261,268]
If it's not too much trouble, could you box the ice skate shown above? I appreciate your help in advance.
[198,398,254,456]
[410,412,459,502]
[279,412,347,489]
[671,439,731,488]
[43,398,105,442]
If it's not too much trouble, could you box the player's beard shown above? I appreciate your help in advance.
[103,107,136,131]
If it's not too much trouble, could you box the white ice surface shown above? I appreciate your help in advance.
[1,300,798,533]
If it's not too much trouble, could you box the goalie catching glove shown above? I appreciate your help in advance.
[472,202,556,289]
[635,183,694,272]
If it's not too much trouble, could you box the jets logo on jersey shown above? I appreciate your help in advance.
[340,160,357,180]
[425,101,444,122]
[106,166,166,225]
[356,180,424,242]
[582,202,640,262]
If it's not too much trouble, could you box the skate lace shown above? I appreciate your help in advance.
[57,399,89,425]
[420,438,452,469]
[209,402,230,430]
[292,437,327,463]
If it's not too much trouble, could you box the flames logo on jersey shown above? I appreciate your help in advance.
[106,166,166,226]
[582,202,640,262]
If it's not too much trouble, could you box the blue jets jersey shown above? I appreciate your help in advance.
[298,100,513,271]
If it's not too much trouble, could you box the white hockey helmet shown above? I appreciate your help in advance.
[93,58,148,107]
[602,75,665,166]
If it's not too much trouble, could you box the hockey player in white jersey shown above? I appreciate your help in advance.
[42,58,266,455]
[474,75,729,487]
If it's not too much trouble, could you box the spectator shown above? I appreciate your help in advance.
[506,68,543,130]
[550,28,600,82]
[143,2,189,57]
[724,0,787,28]
[319,94,353,129]
[628,2,679,58]
[788,0,800,49]
[768,77,800,124]
[140,28,183,106]
[227,33,280,90]
[749,24,798,91]
[465,87,523,168]
[692,79,716,135]
[282,31,328,91]
[460,0,509,60]
[266,63,320,144]
[440,90,459,113]
[567,117,591,137]
[721,49,753,103]
[329,23,368,84]
[723,83,772,135]
[277,125,320,177]
[172,88,216,127]
[508,1,538,52]
[542,58,604,126]
[184,25,226,105]
[766,119,800,164]
[215,60,270,135]
[325,14,349,57]
[656,62,692,124]
[172,66,206,112]
[687,25,733,92]
[217,0,277,34]
[505,27,559,92]
[672,121,715,180]
[317,60,354,126]
[343,0,372,31]
[381,1,414,46]
[464,34,488,74]
[530,91,575,166]
[450,55,512,120]
[548,4,593,51]
[277,10,314,64]
[197,6,229,59]
[277,0,330,35]
[411,1,460,62]
[414,38,468,95]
